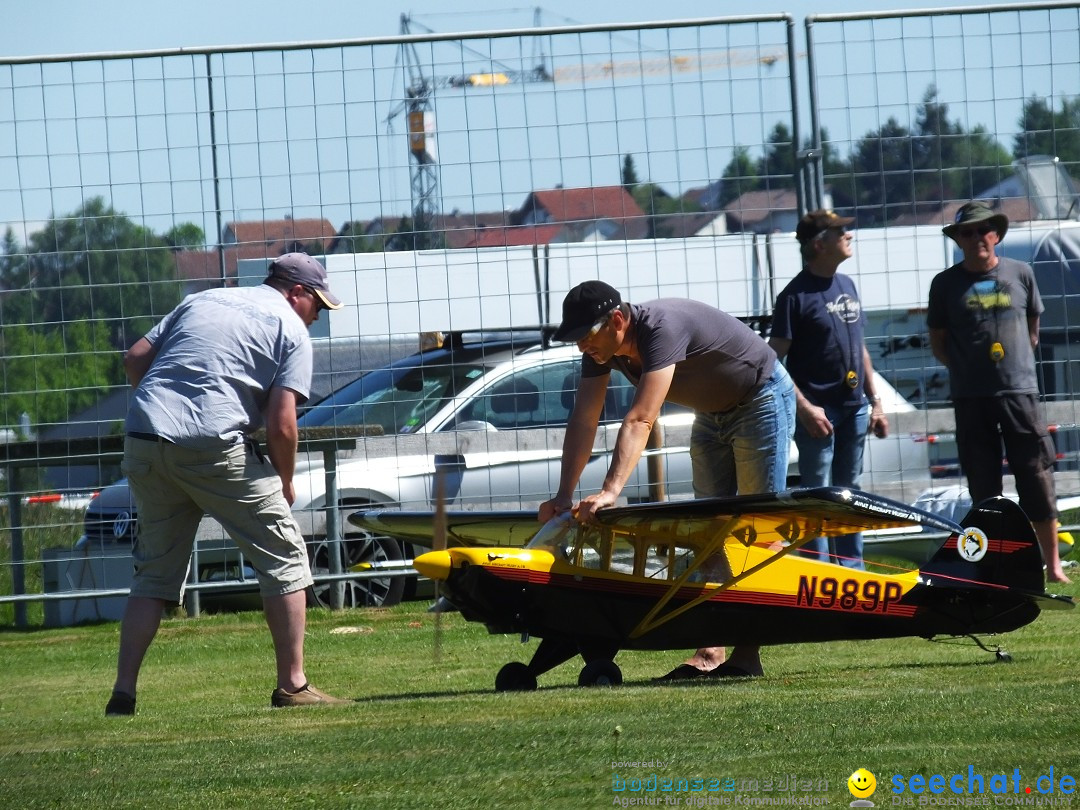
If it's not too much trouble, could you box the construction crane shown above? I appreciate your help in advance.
[395,14,553,247]
[391,13,790,248]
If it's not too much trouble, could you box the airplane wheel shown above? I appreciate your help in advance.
[578,660,623,687]
[495,662,538,692]
[996,650,1013,663]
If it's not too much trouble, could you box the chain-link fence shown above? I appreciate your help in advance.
[3,5,1079,624]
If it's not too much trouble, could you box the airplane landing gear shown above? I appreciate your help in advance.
[578,660,622,687]
[495,662,538,692]
[967,634,1013,663]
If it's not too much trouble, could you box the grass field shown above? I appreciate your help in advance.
[1,582,1078,810]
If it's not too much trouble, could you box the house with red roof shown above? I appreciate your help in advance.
[173,216,337,294]
[512,186,649,242]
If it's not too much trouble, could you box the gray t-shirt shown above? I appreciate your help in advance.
[926,256,1042,398]
[126,284,313,448]
[582,299,776,413]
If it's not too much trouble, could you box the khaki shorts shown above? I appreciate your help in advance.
[122,436,313,602]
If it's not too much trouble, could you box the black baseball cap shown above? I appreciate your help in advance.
[554,280,622,342]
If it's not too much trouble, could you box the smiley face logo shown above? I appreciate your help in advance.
[848,768,877,799]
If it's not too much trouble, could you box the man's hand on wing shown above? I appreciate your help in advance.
[573,489,618,523]
[538,494,574,523]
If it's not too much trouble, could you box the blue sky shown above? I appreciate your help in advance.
[1,0,1062,243]
[7,1,1024,59]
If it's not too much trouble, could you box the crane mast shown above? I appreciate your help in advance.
[397,14,552,248]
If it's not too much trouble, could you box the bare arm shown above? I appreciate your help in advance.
[537,373,608,521]
[123,337,158,388]
[1028,315,1040,350]
[929,327,950,369]
[264,385,301,506]
[768,335,832,439]
[574,365,674,523]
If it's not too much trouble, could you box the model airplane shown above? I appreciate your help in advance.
[349,487,1074,691]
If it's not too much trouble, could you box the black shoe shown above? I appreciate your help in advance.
[653,664,709,682]
[105,690,136,716]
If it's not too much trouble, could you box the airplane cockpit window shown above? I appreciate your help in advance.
[527,516,704,578]
[527,513,576,559]
[527,516,702,581]
[643,543,698,580]
[688,548,734,585]
[607,535,636,574]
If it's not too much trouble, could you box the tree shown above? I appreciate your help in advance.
[717,145,761,207]
[621,154,640,189]
[0,198,184,431]
[824,86,1013,224]
[0,226,20,289]
[0,319,115,429]
[757,123,797,189]
[630,182,696,239]
[1014,94,1080,168]
[21,197,183,350]
[818,128,857,210]
[847,117,915,224]
[163,222,206,250]
[911,87,1010,206]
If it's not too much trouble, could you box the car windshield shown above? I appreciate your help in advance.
[298,356,486,434]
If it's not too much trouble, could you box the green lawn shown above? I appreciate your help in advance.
[1,586,1078,810]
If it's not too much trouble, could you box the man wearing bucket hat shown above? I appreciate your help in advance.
[106,253,351,715]
[539,281,796,679]
[928,201,1070,583]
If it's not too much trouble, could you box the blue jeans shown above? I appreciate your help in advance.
[690,362,796,498]
[795,403,869,569]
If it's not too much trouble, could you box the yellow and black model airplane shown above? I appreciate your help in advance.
[349,487,1073,691]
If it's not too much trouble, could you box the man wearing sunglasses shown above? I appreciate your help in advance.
[928,200,1070,584]
[768,209,888,570]
[540,280,796,680]
[106,252,350,716]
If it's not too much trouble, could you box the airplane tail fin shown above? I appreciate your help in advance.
[921,496,1045,592]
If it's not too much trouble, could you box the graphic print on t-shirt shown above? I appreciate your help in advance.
[824,293,861,324]
[964,279,1011,311]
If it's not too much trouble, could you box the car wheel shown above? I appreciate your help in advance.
[307,533,407,608]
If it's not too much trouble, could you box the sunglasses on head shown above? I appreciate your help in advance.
[957,224,994,239]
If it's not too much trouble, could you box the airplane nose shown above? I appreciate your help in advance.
[414,549,452,581]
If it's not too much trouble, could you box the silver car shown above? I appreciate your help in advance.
[78,329,927,607]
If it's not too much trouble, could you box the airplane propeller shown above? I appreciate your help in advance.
[430,468,448,662]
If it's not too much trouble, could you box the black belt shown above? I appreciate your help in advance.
[244,435,266,463]
[127,431,174,444]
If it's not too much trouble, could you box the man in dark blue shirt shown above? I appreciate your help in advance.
[769,210,888,568]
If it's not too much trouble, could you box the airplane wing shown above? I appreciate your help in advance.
[349,509,542,547]
[350,487,960,550]
[594,486,962,548]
